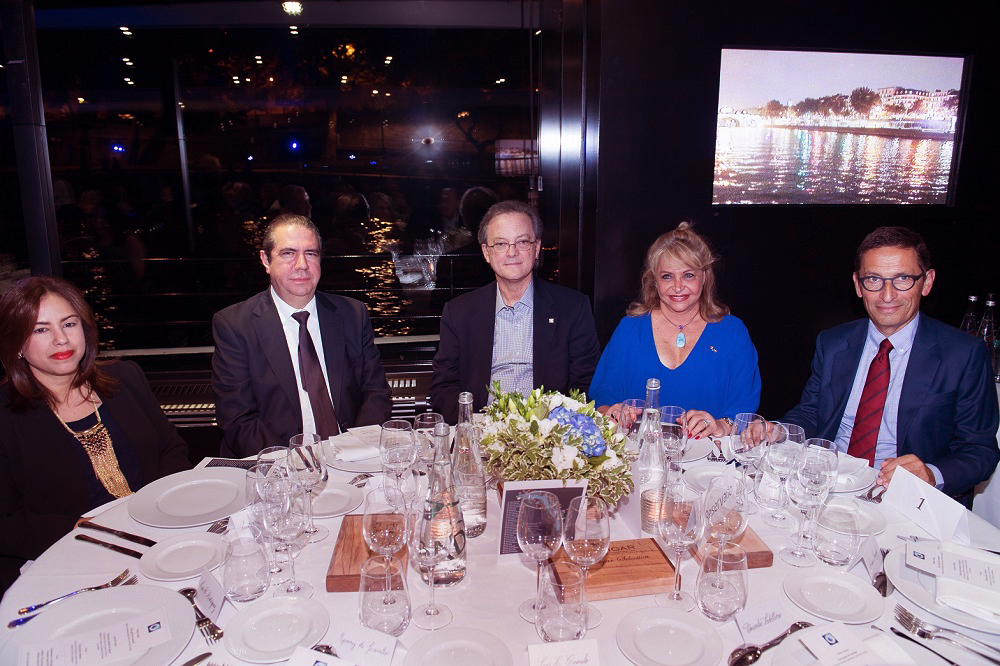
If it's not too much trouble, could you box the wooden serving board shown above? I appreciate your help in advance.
[326,514,409,592]
[551,538,675,600]
[690,526,773,569]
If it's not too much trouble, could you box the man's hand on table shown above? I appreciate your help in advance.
[877,454,934,486]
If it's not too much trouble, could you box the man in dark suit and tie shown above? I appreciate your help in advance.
[212,214,392,457]
[783,226,999,505]
[430,200,601,423]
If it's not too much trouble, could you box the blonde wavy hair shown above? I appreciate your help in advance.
[626,221,729,322]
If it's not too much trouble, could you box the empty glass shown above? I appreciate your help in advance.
[660,405,687,485]
[781,438,838,567]
[362,491,408,566]
[246,462,285,580]
[758,436,801,528]
[696,542,748,622]
[222,535,269,602]
[814,498,863,569]
[414,412,444,472]
[535,561,587,642]
[612,399,644,462]
[261,477,312,598]
[359,556,410,637]
[411,498,454,630]
[563,496,610,628]
[732,413,769,514]
[655,483,704,611]
[287,433,329,543]
[704,476,748,555]
[380,419,417,495]
[516,491,563,622]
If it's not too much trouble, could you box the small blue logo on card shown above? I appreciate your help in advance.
[913,551,926,560]
[822,633,838,645]
[147,622,162,633]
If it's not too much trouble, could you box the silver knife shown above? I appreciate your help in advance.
[75,534,143,559]
[79,520,157,547]
[180,652,212,666]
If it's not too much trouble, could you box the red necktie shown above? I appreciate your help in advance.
[292,311,340,437]
[847,338,893,466]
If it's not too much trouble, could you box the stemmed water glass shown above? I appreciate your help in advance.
[246,462,284,581]
[704,476,748,577]
[731,413,769,514]
[261,476,312,598]
[659,405,687,486]
[516,491,563,622]
[410,498,454,630]
[287,433,329,543]
[380,420,417,507]
[414,412,444,472]
[756,427,802,528]
[563,496,611,628]
[696,543,748,623]
[655,483,704,611]
[781,438,838,567]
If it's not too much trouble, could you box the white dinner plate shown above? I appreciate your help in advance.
[0,585,193,665]
[885,544,1000,634]
[683,465,742,493]
[312,481,363,518]
[821,497,887,536]
[403,628,513,666]
[223,596,330,663]
[326,455,383,474]
[681,438,715,462]
[761,623,948,665]
[129,467,247,528]
[832,466,877,493]
[616,607,724,666]
[139,532,226,581]
[783,570,884,624]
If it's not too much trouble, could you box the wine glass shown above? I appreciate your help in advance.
[660,405,687,486]
[704,476,747,578]
[414,412,444,472]
[410,498,454,630]
[391,466,424,512]
[696,542,748,623]
[781,438,838,567]
[245,463,284,580]
[380,419,417,504]
[287,433,329,543]
[731,413,769,514]
[655,483,704,610]
[613,399,644,462]
[261,477,312,597]
[535,561,588,642]
[563,496,611,628]
[757,436,801,528]
[516,491,563,622]
[359,555,410,637]
[362,492,408,569]
[813,498,863,569]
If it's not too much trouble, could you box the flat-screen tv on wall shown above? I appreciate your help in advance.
[712,48,969,205]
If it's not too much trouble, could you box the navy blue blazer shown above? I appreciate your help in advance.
[783,314,999,498]
[212,290,393,457]
[430,279,601,424]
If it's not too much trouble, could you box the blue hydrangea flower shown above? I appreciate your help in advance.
[549,407,606,457]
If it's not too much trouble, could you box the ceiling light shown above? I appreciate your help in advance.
[282,2,303,16]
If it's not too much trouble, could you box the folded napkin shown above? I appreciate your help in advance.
[326,426,381,462]
[836,452,870,487]
[933,542,1000,622]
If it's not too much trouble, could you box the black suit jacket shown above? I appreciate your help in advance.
[0,361,190,592]
[212,290,393,457]
[783,315,1000,498]
[430,279,601,423]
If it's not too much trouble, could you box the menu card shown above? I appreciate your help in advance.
[18,609,172,666]
[497,480,586,557]
[904,541,1000,621]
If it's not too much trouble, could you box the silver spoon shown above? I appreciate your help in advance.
[728,621,812,666]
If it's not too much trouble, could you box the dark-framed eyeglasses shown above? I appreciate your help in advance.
[486,239,537,253]
[857,273,925,292]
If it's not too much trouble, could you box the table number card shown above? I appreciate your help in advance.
[498,479,586,557]
[881,466,970,544]
[197,567,225,621]
[326,622,395,666]
[528,638,600,665]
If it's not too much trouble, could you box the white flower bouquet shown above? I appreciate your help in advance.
[480,383,634,507]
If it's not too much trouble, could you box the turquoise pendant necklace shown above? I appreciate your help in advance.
[662,309,700,348]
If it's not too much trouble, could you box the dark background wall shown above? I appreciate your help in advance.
[593,0,999,417]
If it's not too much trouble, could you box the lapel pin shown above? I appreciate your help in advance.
[709,346,718,353]
[548,318,555,324]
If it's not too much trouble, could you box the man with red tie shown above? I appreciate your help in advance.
[782,227,998,506]
[212,214,392,458]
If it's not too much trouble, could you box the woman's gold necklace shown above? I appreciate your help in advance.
[52,394,133,498]
[660,309,701,348]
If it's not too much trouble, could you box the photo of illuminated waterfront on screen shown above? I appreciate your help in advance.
[713,49,966,205]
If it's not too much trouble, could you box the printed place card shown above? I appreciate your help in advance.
[858,534,880,577]
[197,567,226,621]
[498,479,586,557]
[226,508,256,540]
[528,638,600,666]
[882,466,969,544]
[18,608,172,666]
[286,645,353,666]
[735,601,787,644]
[326,622,395,666]
[797,622,873,665]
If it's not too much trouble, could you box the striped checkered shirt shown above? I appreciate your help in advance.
[490,282,534,402]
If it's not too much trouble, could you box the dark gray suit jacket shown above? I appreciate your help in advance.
[212,290,392,457]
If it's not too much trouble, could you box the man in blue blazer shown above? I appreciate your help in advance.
[783,227,998,505]
[431,201,601,423]
[212,214,392,457]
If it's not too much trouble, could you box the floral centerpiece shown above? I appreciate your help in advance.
[480,383,633,507]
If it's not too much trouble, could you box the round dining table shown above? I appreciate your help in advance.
[3,450,1000,666]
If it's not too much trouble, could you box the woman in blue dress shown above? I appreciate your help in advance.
[589,222,761,438]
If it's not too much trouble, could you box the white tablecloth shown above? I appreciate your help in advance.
[4,458,1000,665]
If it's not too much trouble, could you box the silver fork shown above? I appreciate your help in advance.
[895,604,1000,663]
[348,472,373,487]
[856,484,884,504]
[17,568,130,615]
[180,587,224,644]
[206,517,230,534]
[9,572,136,628]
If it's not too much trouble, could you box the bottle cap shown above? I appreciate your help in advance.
[458,391,473,405]
[645,378,661,390]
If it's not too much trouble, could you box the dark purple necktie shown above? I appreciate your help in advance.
[847,338,893,466]
[291,311,340,437]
